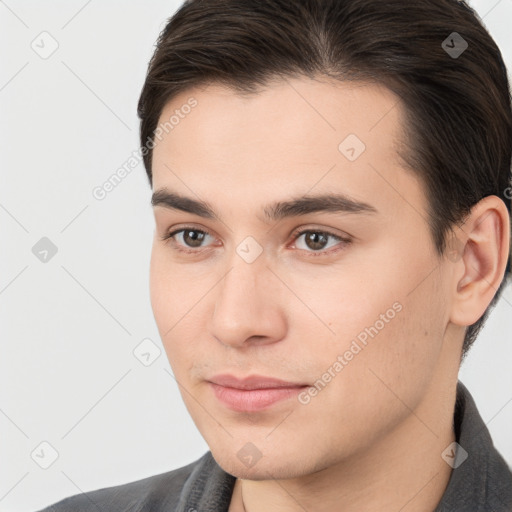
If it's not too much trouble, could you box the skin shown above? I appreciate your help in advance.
[149,76,510,512]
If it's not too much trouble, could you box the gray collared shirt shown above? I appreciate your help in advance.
[36,380,512,511]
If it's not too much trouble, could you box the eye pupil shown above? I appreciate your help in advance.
[305,232,328,251]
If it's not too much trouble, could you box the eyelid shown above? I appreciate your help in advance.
[289,225,351,243]
[160,225,213,242]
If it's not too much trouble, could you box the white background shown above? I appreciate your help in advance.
[1,1,511,510]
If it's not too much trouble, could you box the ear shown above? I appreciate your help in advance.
[448,195,511,327]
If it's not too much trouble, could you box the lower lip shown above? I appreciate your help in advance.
[209,383,307,412]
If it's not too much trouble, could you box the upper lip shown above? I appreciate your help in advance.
[208,374,308,390]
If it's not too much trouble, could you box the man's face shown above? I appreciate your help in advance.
[149,77,456,479]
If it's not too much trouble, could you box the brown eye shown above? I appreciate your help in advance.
[181,229,207,248]
[161,227,214,252]
[293,229,349,255]
[303,232,329,251]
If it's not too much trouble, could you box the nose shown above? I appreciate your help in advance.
[208,256,288,349]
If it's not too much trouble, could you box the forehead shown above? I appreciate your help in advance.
[150,76,424,222]
[161,77,402,136]
[153,76,405,163]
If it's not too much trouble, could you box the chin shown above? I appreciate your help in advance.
[210,446,314,481]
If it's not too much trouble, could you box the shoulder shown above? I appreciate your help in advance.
[435,381,512,511]
[34,452,209,512]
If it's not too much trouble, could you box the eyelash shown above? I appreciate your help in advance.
[160,226,352,257]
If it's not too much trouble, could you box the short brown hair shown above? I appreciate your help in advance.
[137,0,512,360]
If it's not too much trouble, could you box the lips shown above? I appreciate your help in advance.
[207,374,309,412]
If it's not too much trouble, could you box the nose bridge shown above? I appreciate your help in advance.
[209,252,285,347]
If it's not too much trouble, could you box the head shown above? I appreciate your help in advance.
[139,0,511,479]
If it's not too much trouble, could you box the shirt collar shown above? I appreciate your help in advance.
[434,380,512,511]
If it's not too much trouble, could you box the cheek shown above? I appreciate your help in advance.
[331,273,446,424]
[301,241,446,398]
[280,255,402,355]
[295,293,445,460]
[149,243,196,322]
[149,245,171,327]
[149,244,212,374]
[149,246,186,357]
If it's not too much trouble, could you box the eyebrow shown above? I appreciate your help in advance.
[151,188,378,222]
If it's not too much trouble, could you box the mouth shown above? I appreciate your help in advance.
[207,374,310,412]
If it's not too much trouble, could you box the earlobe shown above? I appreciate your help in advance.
[449,195,510,327]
